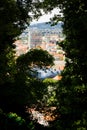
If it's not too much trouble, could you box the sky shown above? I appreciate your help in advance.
[30,8,62,25]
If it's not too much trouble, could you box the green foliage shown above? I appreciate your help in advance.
[7,112,25,125]
[0,109,35,130]
[13,48,54,106]
[36,0,87,129]
[16,48,54,68]
[42,78,58,106]
[0,48,54,114]
[43,78,58,84]
[0,0,55,129]
[1,0,87,129]
[0,0,43,86]
[0,0,54,118]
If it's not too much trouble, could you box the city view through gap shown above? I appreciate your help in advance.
[1,0,87,129]
[13,21,66,125]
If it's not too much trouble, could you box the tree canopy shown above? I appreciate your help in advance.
[0,0,54,121]
[0,0,41,48]
[34,0,87,129]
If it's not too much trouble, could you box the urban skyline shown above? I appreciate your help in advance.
[14,22,65,72]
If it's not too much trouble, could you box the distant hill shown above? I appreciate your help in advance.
[30,22,63,30]
[20,22,63,38]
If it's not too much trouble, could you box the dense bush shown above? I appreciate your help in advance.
[0,109,35,130]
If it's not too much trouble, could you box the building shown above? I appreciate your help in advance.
[14,23,65,73]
